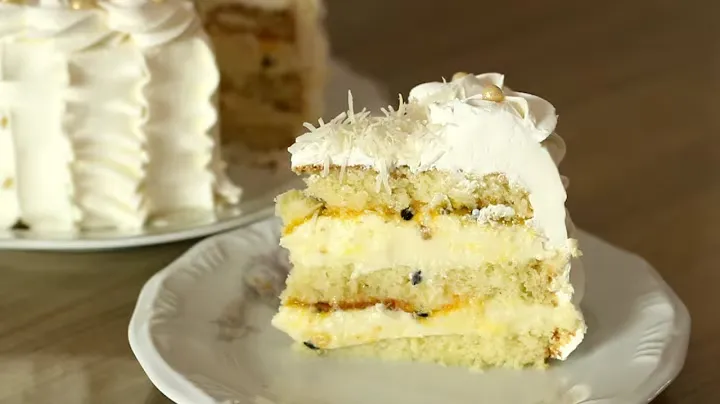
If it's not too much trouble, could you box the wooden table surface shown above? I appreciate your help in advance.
[1,1,717,403]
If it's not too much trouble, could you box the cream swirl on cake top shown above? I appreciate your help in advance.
[16,0,198,51]
[100,0,199,48]
[409,72,558,142]
[290,72,571,247]
[25,1,113,52]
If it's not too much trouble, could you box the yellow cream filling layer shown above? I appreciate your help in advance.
[271,300,584,358]
[281,212,564,274]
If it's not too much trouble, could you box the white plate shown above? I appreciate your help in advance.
[0,60,389,251]
[129,218,691,404]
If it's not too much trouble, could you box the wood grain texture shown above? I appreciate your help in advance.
[0,0,717,402]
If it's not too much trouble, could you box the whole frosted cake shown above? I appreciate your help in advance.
[198,0,327,152]
[272,72,586,369]
[0,0,240,233]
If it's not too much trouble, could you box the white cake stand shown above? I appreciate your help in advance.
[0,60,389,251]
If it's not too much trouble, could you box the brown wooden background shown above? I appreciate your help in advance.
[0,0,717,402]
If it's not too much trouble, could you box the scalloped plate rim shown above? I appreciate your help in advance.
[129,225,691,404]
[628,258,691,402]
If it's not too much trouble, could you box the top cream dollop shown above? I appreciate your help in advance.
[289,72,570,247]
[408,72,558,142]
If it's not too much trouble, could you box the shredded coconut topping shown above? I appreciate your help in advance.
[291,90,444,191]
[471,205,517,224]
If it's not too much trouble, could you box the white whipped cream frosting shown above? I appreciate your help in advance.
[0,0,240,232]
[290,72,569,247]
[14,0,198,51]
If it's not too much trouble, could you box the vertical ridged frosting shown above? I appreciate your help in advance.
[0,0,241,232]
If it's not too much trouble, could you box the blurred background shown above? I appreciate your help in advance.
[0,0,717,403]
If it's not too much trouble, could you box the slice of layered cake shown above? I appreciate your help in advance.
[272,72,586,369]
[198,0,328,152]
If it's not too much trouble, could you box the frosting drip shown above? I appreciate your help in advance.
[290,73,570,247]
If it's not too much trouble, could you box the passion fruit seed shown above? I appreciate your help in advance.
[411,270,422,285]
[303,341,319,350]
[401,208,414,221]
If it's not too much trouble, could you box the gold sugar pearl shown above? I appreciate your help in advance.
[481,84,505,102]
[69,0,97,10]
[2,177,14,189]
[452,71,470,81]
